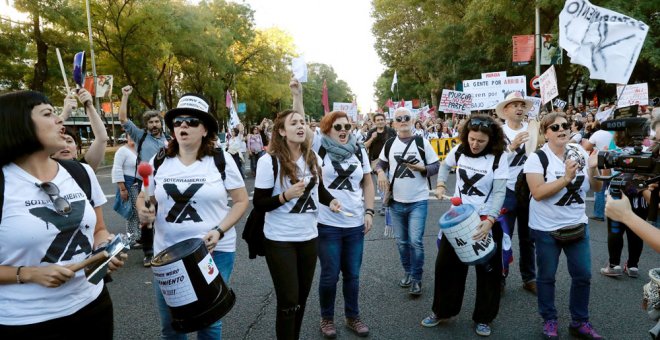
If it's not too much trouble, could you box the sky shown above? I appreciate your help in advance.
[0,0,385,112]
[235,0,385,112]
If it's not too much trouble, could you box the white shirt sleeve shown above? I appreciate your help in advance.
[111,147,127,183]
[523,152,543,174]
[494,152,509,180]
[254,154,275,189]
[444,145,459,167]
[423,139,438,164]
[222,151,245,190]
[360,147,371,173]
[84,163,108,207]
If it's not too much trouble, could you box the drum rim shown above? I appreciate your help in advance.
[152,238,206,267]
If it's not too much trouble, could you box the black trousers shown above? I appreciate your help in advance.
[607,206,645,267]
[432,223,503,324]
[0,286,113,340]
[265,237,318,340]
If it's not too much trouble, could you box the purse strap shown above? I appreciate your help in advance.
[388,137,417,191]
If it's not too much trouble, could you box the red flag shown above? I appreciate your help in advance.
[592,93,599,108]
[386,98,394,108]
[226,90,233,108]
[84,76,95,96]
[322,80,329,114]
[399,99,405,108]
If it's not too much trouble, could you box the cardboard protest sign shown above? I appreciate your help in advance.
[512,35,535,66]
[552,98,567,110]
[292,57,308,82]
[429,137,461,162]
[333,102,358,121]
[95,75,113,98]
[559,0,649,84]
[540,34,562,65]
[462,76,527,111]
[387,101,413,118]
[439,90,472,115]
[616,83,648,108]
[526,96,542,118]
[539,65,559,105]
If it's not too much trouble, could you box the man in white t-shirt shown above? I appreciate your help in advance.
[375,108,439,296]
[494,92,537,294]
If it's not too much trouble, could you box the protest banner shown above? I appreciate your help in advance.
[512,35,535,66]
[539,65,559,105]
[552,98,567,110]
[387,101,413,118]
[540,34,563,65]
[292,57,308,82]
[462,76,527,111]
[439,90,472,115]
[559,0,649,84]
[481,71,507,79]
[526,96,542,118]
[429,137,461,162]
[616,83,648,107]
[333,102,358,121]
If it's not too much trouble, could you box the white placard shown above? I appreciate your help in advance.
[292,57,308,83]
[197,252,219,285]
[481,71,507,79]
[462,76,527,111]
[333,102,358,121]
[559,0,649,84]
[616,83,648,108]
[153,260,198,307]
[439,89,472,115]
[526,96,542,118]
[553,98,567,110]
[539,65,559,105]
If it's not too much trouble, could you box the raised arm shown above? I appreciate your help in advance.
[77,89,109,171]
[290,77,305,116]
[119,85,132,124]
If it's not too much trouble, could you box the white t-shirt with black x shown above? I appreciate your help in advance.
[0,162,107,325]
[444,145,509,216]
[524,143,591,232]
[255,153,323,242]
[150,152,245,254]
[502,122,528,191]
[318,148,371,228]
[379,137,437,203]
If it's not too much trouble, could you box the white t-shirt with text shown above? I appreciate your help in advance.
[502,122,528,191]
[379,137,437,203]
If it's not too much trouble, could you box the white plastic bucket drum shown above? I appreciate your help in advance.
[440,208,496,265]
[152,238,235,332]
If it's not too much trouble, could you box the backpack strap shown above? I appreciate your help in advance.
[492,152,502,172]
[413,135,432,189]
[317,146,327,164]
[152,147,168,178]
[271,154,278,183]
[56,159,93,206]
[454,144,464,164]
[133,131,149,178]
[383,136,396,161]
[213,148,226,181]
[0,168,4,223]
[536,149,549,180]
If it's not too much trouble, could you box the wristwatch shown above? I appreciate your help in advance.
[212,226,225,240]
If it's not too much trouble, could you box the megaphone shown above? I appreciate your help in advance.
[72,51,86,89]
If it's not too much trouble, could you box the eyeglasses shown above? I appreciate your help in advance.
[468,117,493,129]
[548,122,570,132]
[395,115,411,122]
[173,117,202,127]
[36,182,71,215]
[333,123,352,132]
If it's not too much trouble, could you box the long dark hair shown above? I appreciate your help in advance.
[165,128,216,160]
[458,114,506,157]
[0,91,52,167]
[268,110,318,186]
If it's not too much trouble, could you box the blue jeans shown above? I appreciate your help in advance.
[593,181,608,219]
[317,224,365,319]
[390,200,428,281]
[501,189,536,283]
[154,251,236,340]
[532,227,591,322]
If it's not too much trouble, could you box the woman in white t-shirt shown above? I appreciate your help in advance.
[111,134,140,245]
[523,113,602,339]
[422,115,508,337]
[253,79,341,340]
[0,91,125,338]
[315,111,375,338]
[137,93,249,340]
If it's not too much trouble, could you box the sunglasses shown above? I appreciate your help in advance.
[173,117,202,127]
[548,122,570,132]
[333,123,352,132]
[468,117,493,129]
[395,115,411,122]
[36,182,71,215]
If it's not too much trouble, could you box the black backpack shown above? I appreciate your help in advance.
[514,149,549,207]
[0,159,93,223]
[383,135,431,189]
[242,154,278,259]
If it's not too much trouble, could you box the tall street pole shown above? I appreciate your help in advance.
[85,0,102,120]
[535,5,541,76]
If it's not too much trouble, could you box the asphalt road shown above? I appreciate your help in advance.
[94,166,659,340]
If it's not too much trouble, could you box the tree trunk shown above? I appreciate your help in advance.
[31,12,48,92]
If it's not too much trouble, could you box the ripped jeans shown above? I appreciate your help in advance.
[265,238,318,340]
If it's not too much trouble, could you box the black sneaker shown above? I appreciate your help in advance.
[399,274,412,288]
[409,280,422,296]
[143,255,152,267]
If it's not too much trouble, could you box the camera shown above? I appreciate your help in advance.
[596,116,659,220]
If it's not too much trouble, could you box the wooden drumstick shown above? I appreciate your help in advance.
[67,251,109,273]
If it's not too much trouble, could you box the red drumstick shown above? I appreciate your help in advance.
[137,162,153,208]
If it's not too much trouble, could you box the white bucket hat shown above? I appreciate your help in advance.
[495,91,534,117]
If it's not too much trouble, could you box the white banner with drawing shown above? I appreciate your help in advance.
[462,76,527,111]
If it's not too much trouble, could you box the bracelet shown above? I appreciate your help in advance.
[282,192,290,202]
[365,209,375,216]
[436,183,446,189]
[212,226,225,240]
[16,266,24,284]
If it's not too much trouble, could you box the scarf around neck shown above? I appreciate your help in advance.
[321,133,359,163]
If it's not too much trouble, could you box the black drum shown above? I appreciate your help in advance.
[151,238,235,333]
